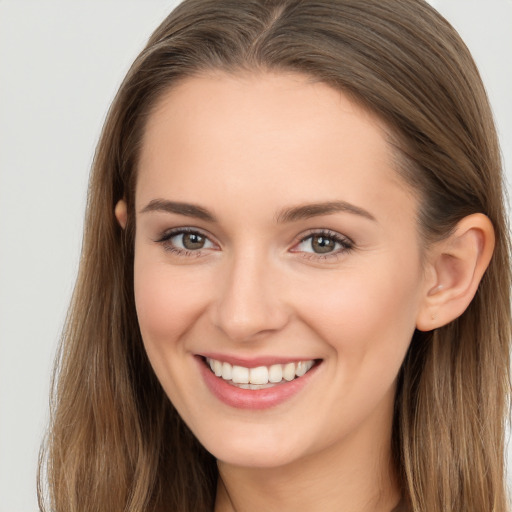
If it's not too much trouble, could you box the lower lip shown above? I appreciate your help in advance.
[197,357,320,410]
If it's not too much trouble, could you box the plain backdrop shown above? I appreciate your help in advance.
[0,1,511,511]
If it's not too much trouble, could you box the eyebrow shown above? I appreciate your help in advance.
[275,200,376,223]
[140,198,376,223]
[140,199,216,222]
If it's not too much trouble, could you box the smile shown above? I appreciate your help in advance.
[206,357,315,389]
[198,355,322,409]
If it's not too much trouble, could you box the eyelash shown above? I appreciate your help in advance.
[155,227,354,259]
[156,227,215,257]
[292,229,354,260]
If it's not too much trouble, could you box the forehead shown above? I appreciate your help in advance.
[136,71,415,223]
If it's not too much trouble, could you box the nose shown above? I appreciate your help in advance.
[210,250,290,343]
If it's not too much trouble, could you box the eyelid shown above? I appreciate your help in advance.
[154,226,354,259]
[155,226,219,255]
[293,228,354,244]
[290,228,354,256]
[155,226,214,242]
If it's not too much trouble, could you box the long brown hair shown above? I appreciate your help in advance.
[39,1,511,511]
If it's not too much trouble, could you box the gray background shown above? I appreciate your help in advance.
[0,1,511,510]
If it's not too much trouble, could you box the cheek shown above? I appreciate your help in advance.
[133,254,216,415]
[288,260,422,438]
[133,255,210,346]
[294,256,422,361]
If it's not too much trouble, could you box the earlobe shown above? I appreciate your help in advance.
[115,199,128,229]
[416,213,495,331]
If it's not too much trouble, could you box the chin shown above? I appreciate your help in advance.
[195,423,310,469]
[213,446,301,469]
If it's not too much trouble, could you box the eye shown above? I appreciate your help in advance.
[156,228,216,255]
[293,230,353,256]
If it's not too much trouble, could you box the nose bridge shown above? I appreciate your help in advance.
[212,244,288,342]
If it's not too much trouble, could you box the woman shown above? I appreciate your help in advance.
[38,1,511,511]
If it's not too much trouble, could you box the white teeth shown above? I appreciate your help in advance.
[221,361,232,380]
[249,366,269,385]
[283,362,296,381]
[212,359,222,377]
[295,361,308,377]
[268,364,283,383]
[237,383,276,390]
[295,360,313,377]
[206,357,316,386]
[231,365,249,384]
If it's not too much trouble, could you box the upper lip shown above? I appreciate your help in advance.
[199,353,319,368]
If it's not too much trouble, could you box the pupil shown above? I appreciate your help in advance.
[183,233,205,250]
[312,236,334,254]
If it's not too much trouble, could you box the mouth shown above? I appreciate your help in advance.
[197,355,322,409]
[205,356,317,390]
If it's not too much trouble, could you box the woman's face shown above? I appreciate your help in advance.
[133,72,429,468]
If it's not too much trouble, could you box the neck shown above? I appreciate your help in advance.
[214,418,400,512]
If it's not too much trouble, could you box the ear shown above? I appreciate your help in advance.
[114,199,128,229]
[416,213,495,331]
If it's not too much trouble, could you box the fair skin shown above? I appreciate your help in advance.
[115,72,494,512]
